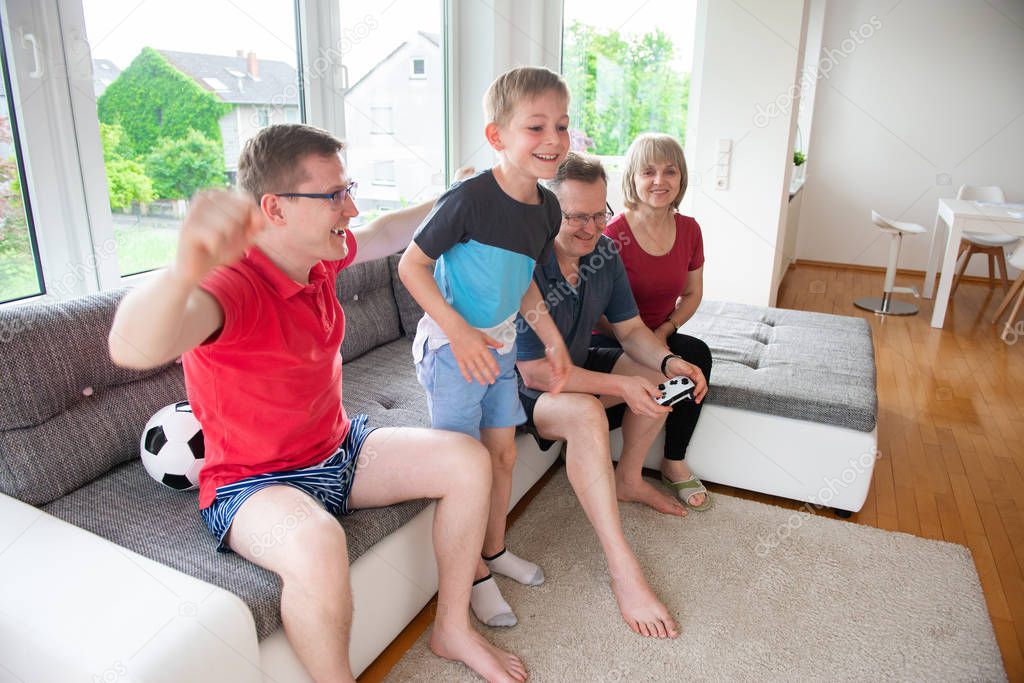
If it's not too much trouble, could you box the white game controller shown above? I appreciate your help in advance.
[656,376,695,406]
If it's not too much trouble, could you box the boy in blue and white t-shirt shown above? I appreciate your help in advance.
[399,66,571,627]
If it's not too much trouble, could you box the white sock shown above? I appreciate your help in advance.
[484,548,545,586]
[470,575,517,627]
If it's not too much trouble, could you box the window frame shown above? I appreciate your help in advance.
[0,22,45,304]
[371,159,396,186]
[369,105,394,135]
[0,0,461,306]
[409,56,426,79]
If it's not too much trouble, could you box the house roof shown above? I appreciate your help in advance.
[347,31,441,94]
[156,50,298,106]
[93,59,122,97]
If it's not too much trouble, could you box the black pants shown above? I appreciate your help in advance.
[590,332,712,462]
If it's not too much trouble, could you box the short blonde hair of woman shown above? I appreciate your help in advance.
[621,133,689,211]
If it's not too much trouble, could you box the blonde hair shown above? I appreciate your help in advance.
[483,66,569,126]
[621,133,688,210]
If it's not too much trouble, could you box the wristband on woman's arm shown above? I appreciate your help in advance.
[660,353,682,377]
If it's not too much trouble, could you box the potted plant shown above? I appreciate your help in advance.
[793,150,806,183]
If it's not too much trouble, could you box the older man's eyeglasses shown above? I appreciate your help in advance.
[561,209,613,228]
[275,181,358,209]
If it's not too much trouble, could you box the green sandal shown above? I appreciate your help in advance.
[661,475,713,511]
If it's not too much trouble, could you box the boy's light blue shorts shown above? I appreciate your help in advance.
[415,342,526,439]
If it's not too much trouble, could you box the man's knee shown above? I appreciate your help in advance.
[551,394,609,444]
[272,511,349,583]
[441,432,493,490]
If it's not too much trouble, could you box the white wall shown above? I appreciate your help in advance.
[449,0,562,171]
[796,0,1024,276]
[685,0,809,306]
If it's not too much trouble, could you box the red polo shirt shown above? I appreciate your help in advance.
[182,233,357,508]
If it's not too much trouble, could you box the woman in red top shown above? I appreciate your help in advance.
[595,133,713,510]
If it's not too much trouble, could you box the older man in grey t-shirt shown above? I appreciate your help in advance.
[512,153,708,641]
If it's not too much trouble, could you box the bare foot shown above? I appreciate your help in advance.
[616,477,687,516]
[430,622,528,682]
[661,461,706,507]
[609,569,679,639]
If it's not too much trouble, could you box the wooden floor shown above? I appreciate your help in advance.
[360,263,1024,681]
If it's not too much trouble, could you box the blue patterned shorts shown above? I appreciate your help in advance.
[200,414,375,552]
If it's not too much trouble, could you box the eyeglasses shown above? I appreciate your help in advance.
[275,181,358,208]
[561,208,613,228]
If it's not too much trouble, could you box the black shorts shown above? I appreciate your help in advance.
[517,346,626,451]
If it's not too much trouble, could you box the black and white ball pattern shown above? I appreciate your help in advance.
[140,401,206,491]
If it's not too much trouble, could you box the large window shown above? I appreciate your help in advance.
[561,0,697,158]
[0,0,452,304]
[0,46,42,304]
[339,0,445,224]
[81,0,301,276]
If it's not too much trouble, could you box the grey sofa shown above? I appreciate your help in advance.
[0,253,563,681]
[0,252,878,681]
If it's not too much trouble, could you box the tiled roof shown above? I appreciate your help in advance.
[156,50,298,106]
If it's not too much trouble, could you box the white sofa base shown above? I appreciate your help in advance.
[610,404,878,513]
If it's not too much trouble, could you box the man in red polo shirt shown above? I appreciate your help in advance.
[109,124,527,683]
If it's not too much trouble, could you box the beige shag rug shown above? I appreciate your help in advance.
[385,468,1005,682]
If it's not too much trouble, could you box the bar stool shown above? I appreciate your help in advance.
[950,185,1017,295]
[992,244,1024,342]
[854,211,926,316]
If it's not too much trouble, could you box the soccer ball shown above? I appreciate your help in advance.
[140,401,206,491]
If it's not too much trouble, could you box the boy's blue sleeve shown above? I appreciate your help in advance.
[412,184,470,260]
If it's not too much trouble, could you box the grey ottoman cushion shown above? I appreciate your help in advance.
[681,301,877,432]
[0,290,185,505]
[336,257,402,361]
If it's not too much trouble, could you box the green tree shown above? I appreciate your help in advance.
[98,47,229,158]
[105,158,154,209]
[563,22,690,155]
[145,129,226,200]
[100,122,154,209]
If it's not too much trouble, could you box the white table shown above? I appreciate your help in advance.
[923,198,1024,328]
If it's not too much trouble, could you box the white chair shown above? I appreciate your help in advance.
[951,185,1017,295]
[992,244,1024,342]
[854,211,926,316]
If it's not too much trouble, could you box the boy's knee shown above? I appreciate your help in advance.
[489,442,518,471]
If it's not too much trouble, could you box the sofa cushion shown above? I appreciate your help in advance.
[43,460,429,640]
[336,257,402,361]
[342,338,429,427]
[0,290,186,505]
[388,253,424,340]
[681,301,877,432]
